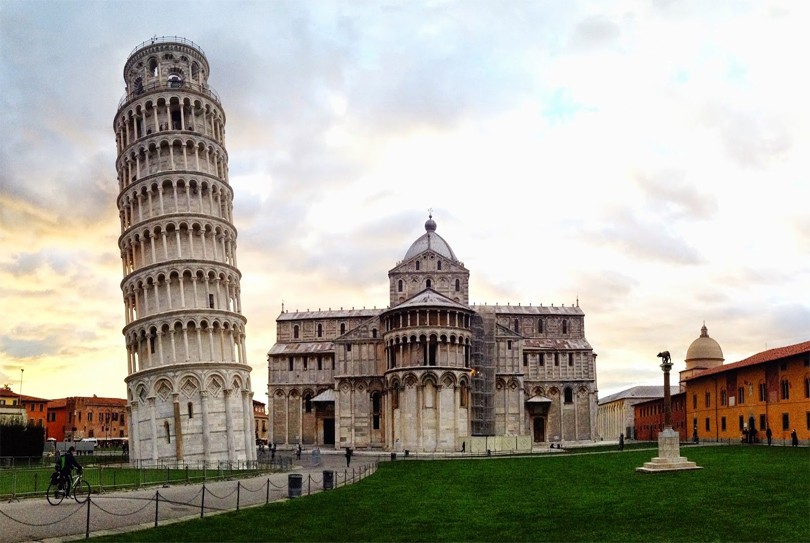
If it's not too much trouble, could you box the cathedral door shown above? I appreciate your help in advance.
[323,418,335,445]
[533,417,546,442]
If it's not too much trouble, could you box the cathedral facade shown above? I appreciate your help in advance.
[267,217,598,452]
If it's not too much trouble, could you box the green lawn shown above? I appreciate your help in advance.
[93,446,809,542]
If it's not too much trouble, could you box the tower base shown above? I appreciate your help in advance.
[636,427,702,473]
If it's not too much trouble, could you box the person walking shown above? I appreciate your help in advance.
[766,427,772,446]
[619,433,625,451]
[791,429,798,447]
[345,446,353,467]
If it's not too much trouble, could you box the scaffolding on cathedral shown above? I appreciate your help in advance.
[470,314,495,435]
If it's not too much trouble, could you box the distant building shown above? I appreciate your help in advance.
[0,386,26,425]
[683,339,810,445]
[267,216,599,452]
[597,386,679,440]
[253,400,268,444]
[46,396,128,442]
[20,394,49,430]
[633,391,687,441]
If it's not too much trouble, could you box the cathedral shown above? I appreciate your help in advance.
[267,216,598,452]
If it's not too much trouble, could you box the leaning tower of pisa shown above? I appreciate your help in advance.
[115,37,255,466]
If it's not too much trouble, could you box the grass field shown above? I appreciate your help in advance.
[92,445,809,542]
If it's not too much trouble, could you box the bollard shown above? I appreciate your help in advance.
[237,482,241,511]
[200,484,206,518]
[288,473,302,498]
[323,470,334,490]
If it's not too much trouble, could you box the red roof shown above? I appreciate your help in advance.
[685,340,810,380]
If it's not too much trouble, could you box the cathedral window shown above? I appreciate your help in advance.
[371,392,381,429]
[303,358,308,370]
[372,328,378,338]
[416,261,420,271]
[568,353,574,366]
[426,279,432,289]
[149,57,158,76]
[554,353,559,366]
[293,325,299,339]
[187,402,193,418]
[164,421,171,443]
[317,356,323,370]
[304,393,312,413]
[437,261,442,270]
[288,357,294,371]
[514,319,519,333]
[398,280,403,292]
[340,323,346,335]
[317,323,323,338]
[523,354,528,367]
[564,387,573,404]
[460,383,468,407]
[346,344,352,352]
[455,279,460,292]
[538,354,544,366]
[507,340,512,350]
[562,319,568,334]
[538,319,544,333]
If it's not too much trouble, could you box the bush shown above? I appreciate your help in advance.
[0,423,46,457]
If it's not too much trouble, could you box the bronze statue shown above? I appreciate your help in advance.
[657,351,671,365]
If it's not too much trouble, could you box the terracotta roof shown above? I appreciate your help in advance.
[683,340,810,380]
[20,394,50,403]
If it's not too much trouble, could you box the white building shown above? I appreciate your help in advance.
[115,37,255,465]
[268,216,599,452]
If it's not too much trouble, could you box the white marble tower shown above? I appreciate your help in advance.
[115,37,255,465]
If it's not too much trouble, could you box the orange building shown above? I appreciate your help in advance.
[46,396,128,442]
[683,340,810,445]
[21,394,50,429]
[633,392,687,441]
[253,400,269,445]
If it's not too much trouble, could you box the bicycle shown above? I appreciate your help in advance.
[47,471,91,505]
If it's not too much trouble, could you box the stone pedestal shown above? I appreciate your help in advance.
[636,428,702,473]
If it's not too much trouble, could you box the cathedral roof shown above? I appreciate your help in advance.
[388,288,470,312]
[685,324,724,362]
[403,215,458,262]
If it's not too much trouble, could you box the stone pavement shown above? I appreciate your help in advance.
[0,452,375,543]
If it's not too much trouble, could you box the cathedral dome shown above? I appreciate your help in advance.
[685,324,724,369]
[404,215,458,262]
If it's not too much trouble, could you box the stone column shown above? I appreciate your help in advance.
[129,401,140,465]
[200,390,211,461]
[224,388,235,463]
[172,394,184,462]
[148,397,158,463]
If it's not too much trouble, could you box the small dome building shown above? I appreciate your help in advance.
[680,324,724,384]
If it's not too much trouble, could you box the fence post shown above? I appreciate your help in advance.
[154,491,159,527]
[236,482,241,511]
[307,474,311,496]
[85,496,91,539]
[200,484,205,518]
[266,478,270,505]
[33,471,38,494]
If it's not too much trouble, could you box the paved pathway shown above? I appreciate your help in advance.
[1,453,374,543]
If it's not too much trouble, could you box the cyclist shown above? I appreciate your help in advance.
[59,446,83,495]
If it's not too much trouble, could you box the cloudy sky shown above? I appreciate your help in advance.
[1,0,807,404]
